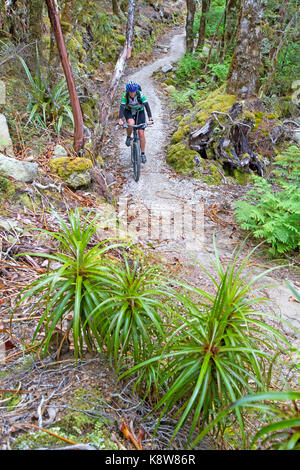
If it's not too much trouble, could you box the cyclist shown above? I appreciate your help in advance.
[118,81,153,163]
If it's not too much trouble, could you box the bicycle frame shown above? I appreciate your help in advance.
[121,121,152,182]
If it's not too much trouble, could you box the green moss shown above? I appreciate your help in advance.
[232,169,253,185]
[18,193,32,209]
[67,32,86,61]
[61,21,72,33]
[165,78,176,86]
[50,157,92,179]
[171,89,237,155]
[166,143,198,174]
[192,159,225,186]
[12,385,118,450]
[3,392,22,412]
[115,33,126,45]
[0,176,15,200]
[171,125,191,144]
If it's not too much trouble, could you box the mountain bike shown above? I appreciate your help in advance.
[122,122,151,182]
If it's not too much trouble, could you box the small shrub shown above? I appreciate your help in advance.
[14,209,124,359]
[18,48,74,133]
[234,175,300,255]
[272,145,300,183]
[191,391,300,450]
[120,240,290,445]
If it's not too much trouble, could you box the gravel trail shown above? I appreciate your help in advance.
[115,32,300,346]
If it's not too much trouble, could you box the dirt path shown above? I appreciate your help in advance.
[113,31,299,358]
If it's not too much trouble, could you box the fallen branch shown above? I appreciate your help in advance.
[12,422,79,445]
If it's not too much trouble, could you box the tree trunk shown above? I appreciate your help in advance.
[226,0,265,99]
[204,7,226,73]
[28,0,44,71]
[185,0,196,53]
[99,0,137,142]
[112,0,120,16]
[220,0,240,62]
[62,0,74,25]
[45,0,84,154]
[258,10,299,97]
[196,0,210,49]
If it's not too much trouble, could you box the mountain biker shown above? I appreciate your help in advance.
[118,81,153,163]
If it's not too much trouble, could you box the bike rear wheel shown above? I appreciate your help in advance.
[132,141,141,182]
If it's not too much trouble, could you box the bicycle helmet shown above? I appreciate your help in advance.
[126,81,138,92]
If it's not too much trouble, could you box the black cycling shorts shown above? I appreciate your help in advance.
[124,109,146,128]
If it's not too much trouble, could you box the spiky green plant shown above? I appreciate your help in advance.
[18,48,73,133]
[13,209,123,359]
[84,254,176,386]
[120,239,291,446]
[190,391,300,450]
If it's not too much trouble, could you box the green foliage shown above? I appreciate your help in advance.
[207,60,230,81]
[191,391,300,450]
[234,175,300,255]
[174,53,202,84]
[194,0,226,39]
[120,240,289,446]
[272,145,300,182]
[14,209,124,359]
[86,255,174,382]
[18,48,74,133]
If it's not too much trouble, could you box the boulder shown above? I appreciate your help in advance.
[292,129,300,145]
[0,153,38,183]
[50,156,92,189]
[0,113,14,157]
[161,64,173,73]
[52,144,68,158]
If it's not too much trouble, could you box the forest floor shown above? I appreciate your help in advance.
[0,26,299,451]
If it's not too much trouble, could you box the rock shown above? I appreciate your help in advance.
[161,64,173,73]
[52,144,68,158]
[292,129,300,145]
[0,153,38,183]
[0,113,14,156]
[0,217,22,232]
[198,45,210,60]
[65,171,91,189]
[50,156,92,189]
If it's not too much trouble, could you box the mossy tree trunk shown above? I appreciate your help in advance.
[28,0,44,70]
[62,0,74,24]
[220,0,240,60]
[186,0,196,53]
[112,0,121,16]
[258,9,299,97]
[196,0,210,50]
[226,0,265,99]
[45,0,84,154]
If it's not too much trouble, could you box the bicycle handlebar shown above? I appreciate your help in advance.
[121,122,153,129]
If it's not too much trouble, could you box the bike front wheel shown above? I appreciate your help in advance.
[131,142,141,182]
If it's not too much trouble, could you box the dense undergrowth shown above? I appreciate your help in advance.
[12,210,299,450]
